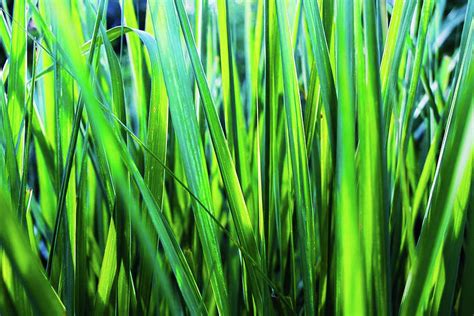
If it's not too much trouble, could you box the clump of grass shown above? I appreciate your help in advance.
[0,0,472,314]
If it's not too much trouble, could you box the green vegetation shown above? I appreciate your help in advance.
[0,0,472,314]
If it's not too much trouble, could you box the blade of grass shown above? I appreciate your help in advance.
[358,0,390,313]
[302,0,336,156]
[6,0,26,172]
[0,191,65,315]
[334,0,366,313]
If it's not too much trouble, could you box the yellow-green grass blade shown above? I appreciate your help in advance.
[357,0,390,313]
[138,6,170,310]
[459,174,474,315]
[302,0,336,155]
[100,24,133,315]
[6,0,26,170]
[45,0,106,279]
[75,140,89,315]
[122,0,148,140]
[429,155,472,314]
[380,0,416,108]
[334,0,366,313]
[0,62,20,211]
[0,10,11,54]
[215,0,236,154]
[264,0,285,296]
[379,0,417,150]
[397,0,435,170]
[94,218,118,314]
[0,191,65,315]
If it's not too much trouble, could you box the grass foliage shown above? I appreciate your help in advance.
[0,0,473,314]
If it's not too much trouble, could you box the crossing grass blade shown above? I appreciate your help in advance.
[173,0,268,310]
[400,14,474,314]
[302,0,336,154]
[275,0,318,313]
[148,1,230,314]
[0,191,64,315]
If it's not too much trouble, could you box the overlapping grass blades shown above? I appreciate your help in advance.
[0,0,472,314]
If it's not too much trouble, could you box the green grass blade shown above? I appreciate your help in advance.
[0,191,65,315]
[6,0,26,163]
[334,0,366,313]
[357,0,390,313]
[302,0,336,155]
[0,10,11,54]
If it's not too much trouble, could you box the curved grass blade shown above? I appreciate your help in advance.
[0,191,65,315]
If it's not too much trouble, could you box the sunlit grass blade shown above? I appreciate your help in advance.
[302,0,336,155]
[357,0,390,313]
[334,0,366,313]
[400,15,474,313]
[6,0,26,172]
[0,0,471,314]
[0,191,64,315]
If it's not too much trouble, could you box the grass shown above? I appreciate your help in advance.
[0,0,472,314]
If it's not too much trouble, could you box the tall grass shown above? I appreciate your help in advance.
[0,0,472,314]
